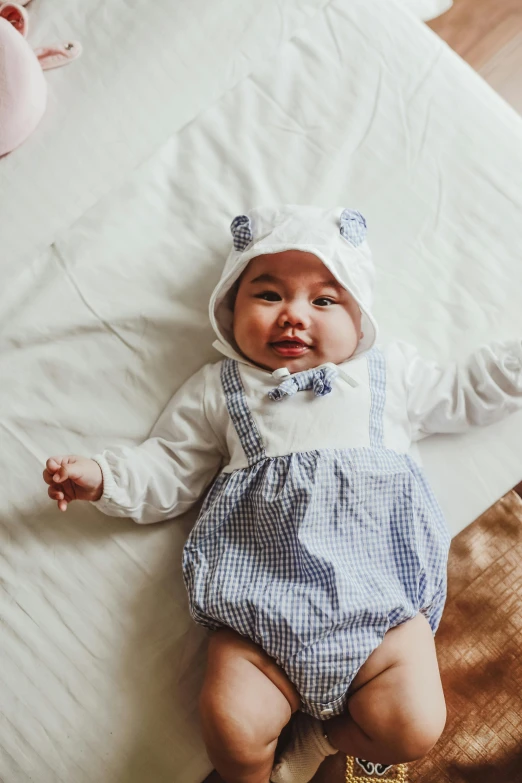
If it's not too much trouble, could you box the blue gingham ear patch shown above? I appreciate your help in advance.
[230,215,253,251]
[339,209,367,247]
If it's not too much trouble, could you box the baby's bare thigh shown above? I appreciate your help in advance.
[349,613,442,696]
[348,614,446,741]
[200,629,301,749]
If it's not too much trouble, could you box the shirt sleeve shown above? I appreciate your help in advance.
[394,339,522,442]
[90,364,226,524]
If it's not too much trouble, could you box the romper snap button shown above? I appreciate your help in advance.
[320,707,333,717]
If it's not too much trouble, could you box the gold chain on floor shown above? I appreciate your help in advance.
[345,755,408,782]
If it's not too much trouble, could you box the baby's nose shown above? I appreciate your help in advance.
[277,304,311,328]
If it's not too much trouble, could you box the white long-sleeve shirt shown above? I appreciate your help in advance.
[91,339,522,525]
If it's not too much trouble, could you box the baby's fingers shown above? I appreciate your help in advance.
[48,486,64,500]
[46,457,63,473]
[53,460,70,483]
[46,456,72,482]
[47,486,68,512]
[43,466,65,485]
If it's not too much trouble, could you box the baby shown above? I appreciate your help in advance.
[43,205,522,783]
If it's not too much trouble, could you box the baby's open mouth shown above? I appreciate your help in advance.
[270,340,313,354]
[272,340,309,347]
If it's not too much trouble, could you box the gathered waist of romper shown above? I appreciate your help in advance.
[219,446,416,476]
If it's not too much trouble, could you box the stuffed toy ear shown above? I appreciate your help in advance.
[230,215,253,251]
[0,3,82,70]
[34,41,82,70]
[339,208,367,247]
[0,3,29,37]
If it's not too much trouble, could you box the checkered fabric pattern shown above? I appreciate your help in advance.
[230,214,253,251]
[368,349,386,447]
[268,366,339,401]
[339,208,367,247]
[182,350,451,719]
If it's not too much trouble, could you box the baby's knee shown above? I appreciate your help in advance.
[391,703,447,762]
[200,629,295,773]
[351,678,447,763]
[199,686,276,770]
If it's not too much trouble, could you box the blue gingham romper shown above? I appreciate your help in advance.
[182,350,451,720]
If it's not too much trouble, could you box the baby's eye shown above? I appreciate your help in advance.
[313,297,335,307]
[255,291,282,301]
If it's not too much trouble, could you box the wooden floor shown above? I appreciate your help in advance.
[428,0,522,114]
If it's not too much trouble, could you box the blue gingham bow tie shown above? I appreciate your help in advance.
[268,366,339,401]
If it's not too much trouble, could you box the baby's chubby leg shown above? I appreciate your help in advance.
[199,628,301,783]
[326,613,446,764]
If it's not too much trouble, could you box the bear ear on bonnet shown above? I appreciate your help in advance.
[230,215,253,251]
[229,208,367,252]
[339,208,367,247]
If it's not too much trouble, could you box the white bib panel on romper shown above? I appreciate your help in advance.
[182,348,451,720]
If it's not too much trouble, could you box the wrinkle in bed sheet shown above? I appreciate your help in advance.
[0,0,331,283]
[52,244,137,354]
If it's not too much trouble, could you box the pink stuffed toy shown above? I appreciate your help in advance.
[0,1,81,156]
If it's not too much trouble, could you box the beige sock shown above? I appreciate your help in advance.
[271,711,338,783]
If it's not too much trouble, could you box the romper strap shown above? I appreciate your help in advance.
[220,359,267,465]
[367,348,386,449]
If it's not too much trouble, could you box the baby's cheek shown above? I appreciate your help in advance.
[234,315,260,351]
[247,310,269,336]
[328,320,359,358]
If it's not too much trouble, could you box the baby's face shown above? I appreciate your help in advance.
[232,250,362,373]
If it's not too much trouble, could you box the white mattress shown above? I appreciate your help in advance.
[2,0,522,780]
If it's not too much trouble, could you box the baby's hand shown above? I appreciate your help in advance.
[43,455,103,512]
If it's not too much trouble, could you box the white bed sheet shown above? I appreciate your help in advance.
[0,0,448,283]
[2,0,522,781]
[0,0,329,282]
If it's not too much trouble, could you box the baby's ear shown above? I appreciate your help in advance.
[230,215,253,251]
[339,209,367,247]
